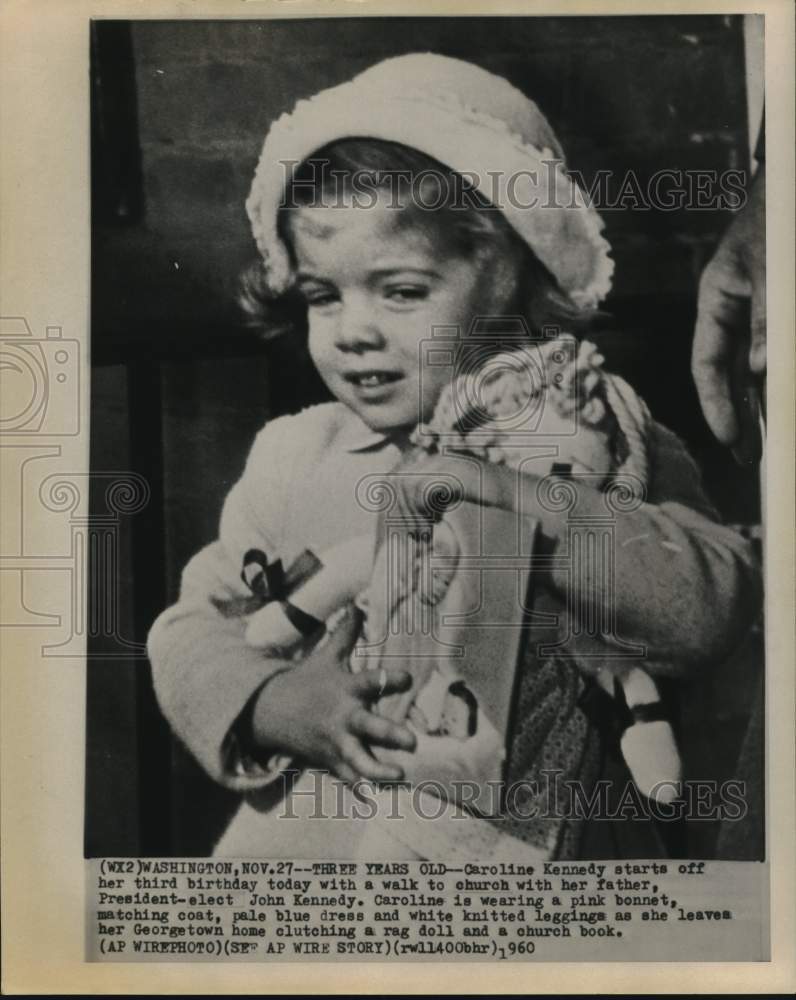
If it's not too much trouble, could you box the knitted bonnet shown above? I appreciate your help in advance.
[246,52,614,310]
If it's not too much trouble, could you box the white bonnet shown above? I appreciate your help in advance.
[246,52,614,310]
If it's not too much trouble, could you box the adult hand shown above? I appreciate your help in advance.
[692,171,766,464]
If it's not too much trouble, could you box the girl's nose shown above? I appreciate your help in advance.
[334,295,385,353]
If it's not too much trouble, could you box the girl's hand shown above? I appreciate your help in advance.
[391,448,516,534]
[250,606,417,785]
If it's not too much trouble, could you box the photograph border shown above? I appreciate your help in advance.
[1,0,794,993]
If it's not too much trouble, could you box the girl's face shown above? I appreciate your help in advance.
[290,190,511,434]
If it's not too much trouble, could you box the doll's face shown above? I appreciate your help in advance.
[289,190,513,433]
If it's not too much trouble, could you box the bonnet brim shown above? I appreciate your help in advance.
[246,53,614,310]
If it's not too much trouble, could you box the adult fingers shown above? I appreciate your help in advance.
[692,287,745,446]
[748,319,766,380]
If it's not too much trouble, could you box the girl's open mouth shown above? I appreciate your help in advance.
[345,371,404,390]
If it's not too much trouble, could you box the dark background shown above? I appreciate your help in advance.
[87,16,762,857]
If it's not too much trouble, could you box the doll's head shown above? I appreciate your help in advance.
[416,335,618,482]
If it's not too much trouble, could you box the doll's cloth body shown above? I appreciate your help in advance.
[405,336,682,805]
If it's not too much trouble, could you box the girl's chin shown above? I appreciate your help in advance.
[359,414,418,435]
[346,398,420,433]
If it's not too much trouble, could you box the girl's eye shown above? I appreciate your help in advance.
[385,285,429,304]
[302,287,340,309]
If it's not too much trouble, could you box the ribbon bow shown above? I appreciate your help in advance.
[241,547,322,601]
[240,547,325,638]
[211,547,322,632]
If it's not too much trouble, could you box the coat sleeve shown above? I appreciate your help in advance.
[147,417,297,792]
[541,422,762,675]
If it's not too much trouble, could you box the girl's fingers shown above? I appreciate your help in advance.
[401,474,452,529]
[352,667,412,700]
[339,735,405,783]
[331,759,361,787]
[350,707,417,752]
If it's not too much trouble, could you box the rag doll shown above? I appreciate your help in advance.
[242,336,682,805]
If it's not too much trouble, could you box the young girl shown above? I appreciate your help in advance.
[148,53,760,860]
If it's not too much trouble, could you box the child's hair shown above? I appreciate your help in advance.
[238,138,591,341]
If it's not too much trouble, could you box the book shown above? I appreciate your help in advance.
[354,496,539,816]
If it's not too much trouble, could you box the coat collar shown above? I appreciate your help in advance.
[336,406,411,454]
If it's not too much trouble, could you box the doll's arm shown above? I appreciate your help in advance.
[245,534,375,651]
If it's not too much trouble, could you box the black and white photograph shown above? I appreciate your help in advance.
[1,1,794,989]
[87,13,766,865]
